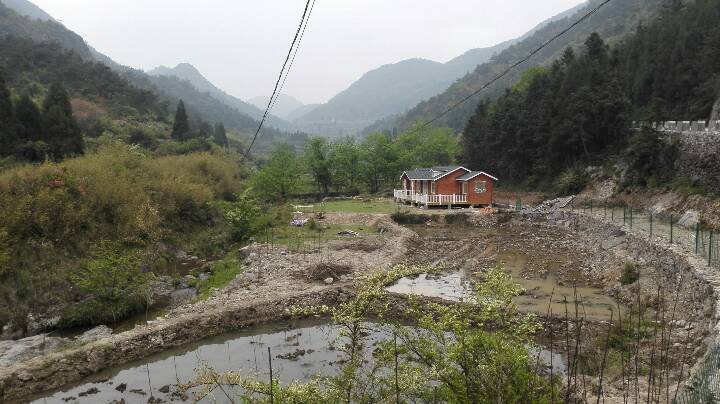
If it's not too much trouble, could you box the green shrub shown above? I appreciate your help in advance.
[197,257,243,300]
[60,241,153,327]
[553,168,589,196]
[390,211,430,224]
[620,263,639,285]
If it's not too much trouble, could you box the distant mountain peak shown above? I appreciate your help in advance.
[1,0,54,21]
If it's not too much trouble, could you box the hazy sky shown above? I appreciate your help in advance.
[32,0,584,104]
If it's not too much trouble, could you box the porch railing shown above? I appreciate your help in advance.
[394,190,468,205]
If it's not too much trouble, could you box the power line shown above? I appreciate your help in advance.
[269,0,317,118]
[410,0,613,134]
[244,0,315,158]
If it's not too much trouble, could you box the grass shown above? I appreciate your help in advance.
[319,198,399,214]
[197,255,244,300]
[262,223,374,251]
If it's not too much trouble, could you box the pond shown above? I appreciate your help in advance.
[28,317,564,404]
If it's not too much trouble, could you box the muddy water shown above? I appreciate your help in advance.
[389,224,623,320]
[29,317,565,404]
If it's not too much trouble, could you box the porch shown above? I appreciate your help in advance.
[394,189,469,206]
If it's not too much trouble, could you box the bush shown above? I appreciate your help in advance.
[390,211,430,225]
[553,168,589,196]
[60,241,153,327]
[620,263,640,285]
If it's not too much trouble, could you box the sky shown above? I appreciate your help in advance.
[32,0,585,105]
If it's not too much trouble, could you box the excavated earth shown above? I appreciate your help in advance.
[0,209,717,403]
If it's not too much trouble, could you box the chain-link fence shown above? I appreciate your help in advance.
[562,199,720,402]
[673,343,720,404]
[565,200,719,269]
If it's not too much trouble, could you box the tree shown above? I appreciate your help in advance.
[171,100,191,141]
[359,133,399,193]
[305,137,332,194]
[250,144,303,202]
[14,95,46,161]
[61,241,153,326]
[213,122,229,148]
[42,82,83,159]
[329,139,361,193]
[0,72,15,157]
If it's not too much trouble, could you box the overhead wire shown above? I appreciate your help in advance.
[409,0,613,134]
[268,0,317,120]
[244,0,315,158]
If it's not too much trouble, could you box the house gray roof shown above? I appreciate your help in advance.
[457,171,499,181]
[402,166,466,180]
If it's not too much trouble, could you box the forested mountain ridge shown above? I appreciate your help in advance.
[461,0,720,189]
[293,39,514,137]
[0,1,92,60]
[248,94,306,121]
[148,63,295,131]
[1,0,53,21]
[387,0,666,133]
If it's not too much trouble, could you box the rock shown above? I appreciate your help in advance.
[76,325,112,344]
[324,277,334,285]
[0,334,67,367]
[116,382,128,392]
[677,210,700,228]
[601,235,626,250]
[62,396,77,402]
[159,385,170,393]
[110,400,126,404]
[148,396,166,403]
[130,388,147,395]
[183,274,196,283]
[78,387,100,397]
[337,229,360,237]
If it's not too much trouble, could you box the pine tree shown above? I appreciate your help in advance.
[0,72,16,157]
[14,95,45,161]
[42,82,83,159]
[171,100,191,141]
[213,123,228,148]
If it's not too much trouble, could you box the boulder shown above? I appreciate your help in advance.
[677,210,700,228]
[324,277,334,285]
[0,334,67,367]
[76,325,112,344]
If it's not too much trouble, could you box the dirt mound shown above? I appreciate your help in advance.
[332,237,384,252]
[303,262,353,281]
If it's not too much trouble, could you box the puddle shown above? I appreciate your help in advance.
[28,317,564,404]
[392,224,624,321]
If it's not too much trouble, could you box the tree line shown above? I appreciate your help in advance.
[461,0,720,187]
[250,127,459,201]
[0,75,83,161]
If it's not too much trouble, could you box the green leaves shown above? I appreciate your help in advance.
[61,241,152,327]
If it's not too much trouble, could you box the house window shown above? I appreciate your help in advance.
[461,182,468,195]
[431,182,436,194]
[474,181,487,194]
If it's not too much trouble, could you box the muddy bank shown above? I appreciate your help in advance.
[0,214,413,402]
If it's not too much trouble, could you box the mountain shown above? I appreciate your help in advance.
[293,40,513,137]
[248,94,305,121]
[1,0,53,21]
[148,63,294,131]
[387,0,667,134]
[0,1,92,60]
[286,103,320,122]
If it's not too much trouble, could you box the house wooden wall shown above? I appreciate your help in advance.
[467,174,494,205]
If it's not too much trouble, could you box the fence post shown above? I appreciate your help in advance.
[611,206,614,221]
[590,200,593,214]
[709,231,713,266]
[571,198,574,213]
[629,206,633,229]
[623,207,626,225]
[696,224,700,254]
[670,214,674,244]
[650,213,653,238]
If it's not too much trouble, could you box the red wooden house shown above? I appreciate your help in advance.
[394,166,497,207]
